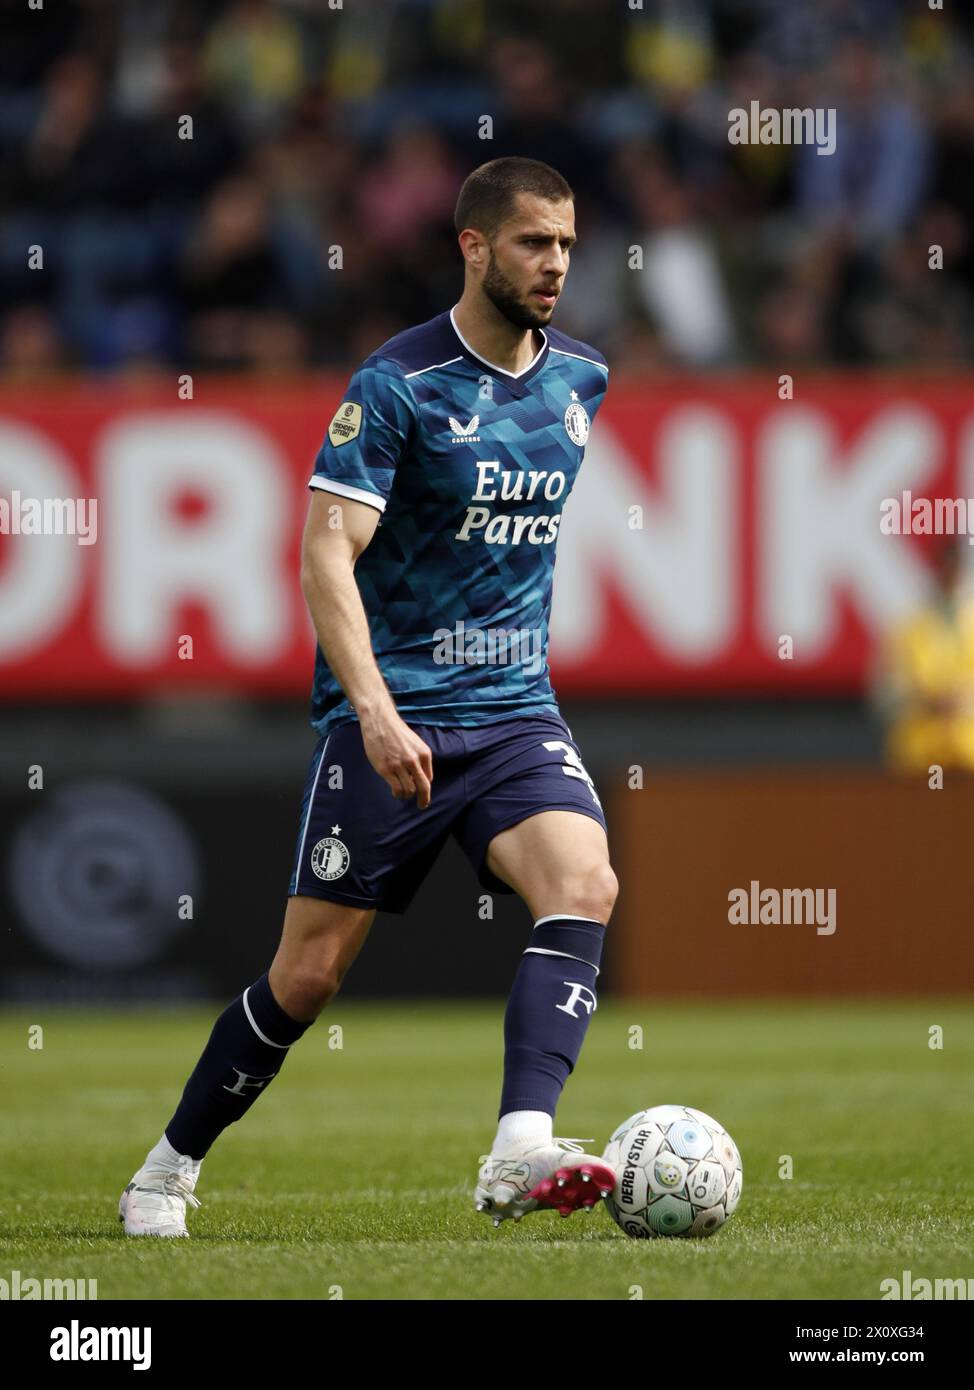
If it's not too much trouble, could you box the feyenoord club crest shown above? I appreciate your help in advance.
[311,835,350,881]
[564,399,590,445]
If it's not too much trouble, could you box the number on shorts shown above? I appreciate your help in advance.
[542,739,603,809]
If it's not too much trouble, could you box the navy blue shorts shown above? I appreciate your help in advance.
[288,710,607,914]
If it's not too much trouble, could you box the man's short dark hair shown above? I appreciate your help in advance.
[454,157,574,239]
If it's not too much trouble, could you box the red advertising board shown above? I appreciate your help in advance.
[1,376,971,698]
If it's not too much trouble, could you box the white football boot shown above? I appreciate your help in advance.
[118,1158,202,1238]
[474,1137,616,1226]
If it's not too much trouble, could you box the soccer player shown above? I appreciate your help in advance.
[119,157,619,1236]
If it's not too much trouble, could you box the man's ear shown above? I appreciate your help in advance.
[458,227,487,270]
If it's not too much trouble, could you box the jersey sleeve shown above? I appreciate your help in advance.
[309,359,416,513]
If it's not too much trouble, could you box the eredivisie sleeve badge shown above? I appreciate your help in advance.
[328,402,363,446]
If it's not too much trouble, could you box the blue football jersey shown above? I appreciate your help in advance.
[307,305,608,735]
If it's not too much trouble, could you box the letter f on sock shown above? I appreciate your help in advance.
[555,982,597,1018]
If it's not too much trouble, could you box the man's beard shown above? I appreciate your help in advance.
[482,247,550,330]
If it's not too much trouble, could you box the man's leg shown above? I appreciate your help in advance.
[120,896,374,1236]
[486,809,617,921]
[166,895,375,1155]
[472,811,618,1221]
[486,810,617,1145]
[268,894,376,1023]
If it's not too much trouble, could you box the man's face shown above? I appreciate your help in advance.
[480,193,576,330]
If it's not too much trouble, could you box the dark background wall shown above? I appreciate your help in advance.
[0,697,889,1003]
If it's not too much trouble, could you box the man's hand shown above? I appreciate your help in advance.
[359,708,434,809]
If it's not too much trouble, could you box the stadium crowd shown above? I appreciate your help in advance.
[1,0,972,375]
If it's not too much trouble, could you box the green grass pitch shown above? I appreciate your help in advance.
[1,1000,971,1300]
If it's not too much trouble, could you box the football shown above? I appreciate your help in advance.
[601,1104,743,1238]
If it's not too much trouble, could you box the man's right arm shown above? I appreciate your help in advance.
[300,490,433,808]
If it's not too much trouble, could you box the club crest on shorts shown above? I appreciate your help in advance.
[311,835,350,881]
[564,399,590,445]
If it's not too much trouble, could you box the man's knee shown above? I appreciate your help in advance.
[275,963,340,1021]
[270,899,374,1022]
[544,861,619,925]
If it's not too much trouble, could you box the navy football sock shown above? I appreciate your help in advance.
[499,915,606,1120]
[165,973,313,1160]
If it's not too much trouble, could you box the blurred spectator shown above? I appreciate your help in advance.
[873,542,974,774]
[141,43,243,208]
[11,55,140,213]
[626,154,735,365]
[929,87,974,298]
[176,174,309,368]
[848,215,974,365]
[356,123,459,255]
[486,35,607,203]
[0,304,68,378]
[756,276,828,364]
[795,39,931,247]
[201,0,306,139]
